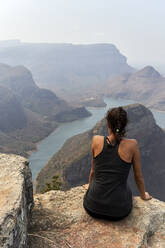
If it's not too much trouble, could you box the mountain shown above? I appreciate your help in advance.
[0,63,91,157]
[102,66,165,111]
[133,66,161,78]
[0,64,71,117]
[34,104,165,201]
[0,85,27,132]
[0,41,135,102]
[0,104,58,157]
[1,41,165,111]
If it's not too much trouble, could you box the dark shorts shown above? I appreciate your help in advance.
[83,204,132,221]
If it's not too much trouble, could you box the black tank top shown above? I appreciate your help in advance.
[83,136,133,217]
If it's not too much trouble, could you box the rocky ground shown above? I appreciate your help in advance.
[28,185,165,248]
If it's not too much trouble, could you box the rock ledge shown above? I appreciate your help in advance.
[29,185,165,248]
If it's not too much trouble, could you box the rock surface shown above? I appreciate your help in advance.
[0,153,34,248]
[28,185,165,248]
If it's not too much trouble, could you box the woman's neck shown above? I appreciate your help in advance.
[107,134,117,146]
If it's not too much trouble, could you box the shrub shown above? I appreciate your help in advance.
[42,174,62,193]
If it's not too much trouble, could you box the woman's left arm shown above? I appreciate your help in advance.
[85,136,95,190]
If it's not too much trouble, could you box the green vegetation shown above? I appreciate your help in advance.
[41,174,62,193]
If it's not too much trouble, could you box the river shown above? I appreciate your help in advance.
[29,97,165,182]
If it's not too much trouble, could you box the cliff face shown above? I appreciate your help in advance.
[0,153,33,248]
[0,63,71,117]
[0,63,91,157]
[0,63,91,119]
[103,66,165,111]
[0,42,135,103]
[28,185,165,248]
[35,103,165,202]
[0,85,27,132]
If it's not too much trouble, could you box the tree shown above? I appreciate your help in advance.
[42,174,62,193]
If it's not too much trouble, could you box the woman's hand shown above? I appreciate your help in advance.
[84,184,89,190]
[140,192,152,200]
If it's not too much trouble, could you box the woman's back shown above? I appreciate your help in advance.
[83,106,152,220]
[83,135,133,218]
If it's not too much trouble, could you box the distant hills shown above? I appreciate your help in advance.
[101,66,165,111]
[0,40,135,103]
[0,40,165,111]
[0,64,69,117]
[0,63,91,157]
[35,104,165,201]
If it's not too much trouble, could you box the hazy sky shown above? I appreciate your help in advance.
[0,0,165,68]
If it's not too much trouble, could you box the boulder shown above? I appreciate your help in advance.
[0,153,34,248]
[28,185,165,248]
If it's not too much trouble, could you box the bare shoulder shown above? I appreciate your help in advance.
[121,138,138,149]
[92,135,104,145]
[92,135,104,141]
[130,139,138,148]
[122,138,137,143]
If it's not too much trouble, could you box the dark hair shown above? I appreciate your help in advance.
[106,106,128,143]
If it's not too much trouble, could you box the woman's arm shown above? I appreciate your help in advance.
[88,156,95,186]
[132,139,152,200]
[85,136,95,190]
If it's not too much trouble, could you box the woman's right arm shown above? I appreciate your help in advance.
[132,139,152,200]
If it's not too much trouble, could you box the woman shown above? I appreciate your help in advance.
[83,106,152,221]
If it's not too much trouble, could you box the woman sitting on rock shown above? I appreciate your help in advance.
[83,106,152,221]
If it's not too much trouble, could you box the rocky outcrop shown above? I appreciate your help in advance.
[0,63,92,121]
[0,63,72,117]
[103,66,165,111]
[1,152,165,248]
[28,185,165,248]
[0,153,34,248]
[0,63,91,157]
[54,107,92,122]
[35,103,165,202]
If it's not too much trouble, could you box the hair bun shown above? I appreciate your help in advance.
[106,106,128,143]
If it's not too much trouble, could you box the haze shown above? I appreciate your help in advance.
[0,0,165,70]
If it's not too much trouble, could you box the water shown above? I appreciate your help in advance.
[29,97,165,181]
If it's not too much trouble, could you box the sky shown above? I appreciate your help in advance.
[0,0,165,70]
